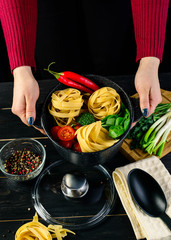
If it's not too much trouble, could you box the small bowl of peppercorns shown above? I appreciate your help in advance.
[0,138,46,181]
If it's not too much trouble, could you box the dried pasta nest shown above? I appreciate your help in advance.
[76,121,119,152]
[88,87,121,120]
[48,88,84,127]
[15,212,75,240]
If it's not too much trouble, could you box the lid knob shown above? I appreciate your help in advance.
[61,173,89,198]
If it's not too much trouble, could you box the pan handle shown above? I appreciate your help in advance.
[129,97,143,122]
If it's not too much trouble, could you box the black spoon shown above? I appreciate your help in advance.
[128,168,171,230]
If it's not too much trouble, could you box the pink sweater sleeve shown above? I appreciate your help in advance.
[131,0,169,62]
[0,0,37,72]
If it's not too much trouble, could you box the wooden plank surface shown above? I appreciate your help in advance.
[120,89,171,162]
[0,78,137,240]
[0,76,171,240]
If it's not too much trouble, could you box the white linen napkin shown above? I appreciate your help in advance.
[113,156,171,240]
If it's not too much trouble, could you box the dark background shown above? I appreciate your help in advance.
[0,0,171,83]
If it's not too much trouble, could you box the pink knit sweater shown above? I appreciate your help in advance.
[0,0,169,72]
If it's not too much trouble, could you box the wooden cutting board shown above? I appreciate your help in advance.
[120,89,171,162]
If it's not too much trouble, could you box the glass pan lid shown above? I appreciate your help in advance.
[32,160,116,230]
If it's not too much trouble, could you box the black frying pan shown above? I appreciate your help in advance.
[38,75,141,167]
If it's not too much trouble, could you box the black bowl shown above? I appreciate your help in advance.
[40,75,141,167]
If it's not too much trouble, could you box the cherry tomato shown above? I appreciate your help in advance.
[72,123,82,131]
[73,142,82,152]
[51,126,61,140]
[58,140,73,149]
[57,126,75,141]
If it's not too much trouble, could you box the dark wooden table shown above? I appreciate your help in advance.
[0,74,171,240]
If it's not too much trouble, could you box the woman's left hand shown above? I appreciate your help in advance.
[135,57,162,117]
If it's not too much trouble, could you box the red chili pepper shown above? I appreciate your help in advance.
[61,71,99,91]
[44,62,99,93]
[56,74,93,94]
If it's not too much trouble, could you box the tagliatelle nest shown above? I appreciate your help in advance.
[76,121,119,152]
[15,212,75,240]
[48,88,84,127]
[88,87,121,120]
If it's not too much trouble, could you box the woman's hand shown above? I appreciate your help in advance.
[12,66,45,134]
[135,57,162,117]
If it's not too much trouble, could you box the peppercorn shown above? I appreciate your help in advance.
[4,149,42,175]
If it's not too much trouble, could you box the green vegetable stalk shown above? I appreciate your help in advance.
[128,103,171,157]
[143,111,171,143]
[140,112,171,157]
[127,103,171,150]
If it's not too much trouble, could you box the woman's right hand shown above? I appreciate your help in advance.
[12,66,45,134]
[134,57,162,117]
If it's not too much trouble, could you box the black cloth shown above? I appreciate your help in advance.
[35,0,137,79]
[0,0,171,82]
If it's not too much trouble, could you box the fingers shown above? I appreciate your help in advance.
[12,89,37,126]
[12,97,36,126]
[12,95,29,126]
[26,100,36,126]
[148,86,162,115]
[12,67,41,130]
[26,99,46,134]
[12,101,45,135]
[138,88,150,117]
[26,96,46,134]
[138,86,162,117]
[135,57,161,117]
